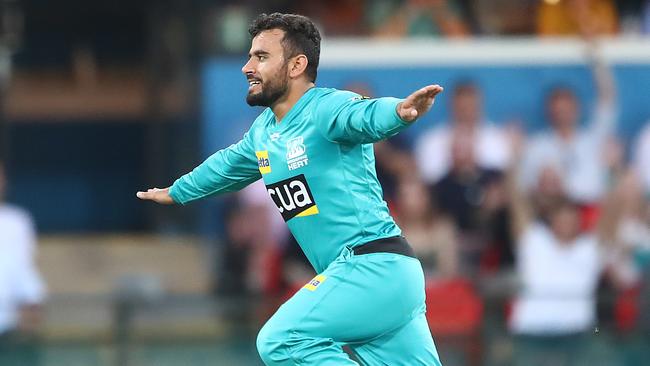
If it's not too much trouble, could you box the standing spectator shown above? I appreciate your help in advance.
[506,135,623,366]
[415,81,511,184]
[520,42,617,205]
[509,198,600,365]
[537,0,618,37]
[0,161,46,366]
[633,122,650,194]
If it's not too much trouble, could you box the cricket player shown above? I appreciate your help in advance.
[137,12,443,366]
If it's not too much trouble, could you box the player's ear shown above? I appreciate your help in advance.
[288,54,308,79]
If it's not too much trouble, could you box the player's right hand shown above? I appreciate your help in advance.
[136,187,175,205]
[397,84,443,122]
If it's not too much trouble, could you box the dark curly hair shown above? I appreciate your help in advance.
[249,13,321,83]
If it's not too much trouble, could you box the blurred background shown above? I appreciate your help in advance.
[1,0,650,365]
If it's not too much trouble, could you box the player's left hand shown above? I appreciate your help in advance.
[397,84,443,122]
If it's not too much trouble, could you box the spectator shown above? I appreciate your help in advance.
[599,169,650,290]
[395,178,458,278]
[506,135,623,366]
[520,42,617,205]
[509,198,600,365]
[368,0,469,38]
[633,122,650,194]
[415,81,511,184]
[0,161,45,366]
[432,134,506,275]
[537,0,618,37]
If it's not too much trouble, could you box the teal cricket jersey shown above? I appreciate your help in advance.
[169,87,411,273]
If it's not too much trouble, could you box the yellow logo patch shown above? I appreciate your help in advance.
[256,151,271,174]
[303,274,327,291]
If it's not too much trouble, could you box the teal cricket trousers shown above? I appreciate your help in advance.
[256,247,442,365]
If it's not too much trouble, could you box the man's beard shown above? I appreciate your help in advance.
[246,68,289,107]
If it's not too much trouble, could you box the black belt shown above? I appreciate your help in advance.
[351,236,416,258]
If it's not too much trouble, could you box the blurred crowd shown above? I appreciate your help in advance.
[212,0,650,53]
[218,41,650,364]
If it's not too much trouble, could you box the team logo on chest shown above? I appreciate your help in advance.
[286,136,309,171]
[266,174,319,221]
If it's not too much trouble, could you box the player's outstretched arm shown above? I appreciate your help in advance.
[396,84,444,122]
[318,84,444,144]
[136,187,175,205]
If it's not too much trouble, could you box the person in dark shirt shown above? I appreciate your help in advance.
[432,133,512,274]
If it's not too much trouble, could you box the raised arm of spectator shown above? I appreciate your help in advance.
[506,129,533,240]
[587,40,618,140]
[597,139,626,246]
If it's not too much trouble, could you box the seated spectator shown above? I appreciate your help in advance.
[520,42,617,205]
[368,0,469,38]
[537,0,618,37]
[415,81,511,184]
[432,134,506,276]
[633,122,650,194]
[0,161,45,366]
[394,178,458,278]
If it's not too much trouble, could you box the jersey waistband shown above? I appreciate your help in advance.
[351,236,416,258]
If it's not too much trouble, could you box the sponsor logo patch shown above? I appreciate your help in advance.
[256,150,271,174]
[303,274,327,291]
[266,174,319,221]
[286,136,308,171]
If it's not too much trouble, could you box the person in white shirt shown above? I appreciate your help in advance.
[506,133,623,366]
[0,161,45,365]
[414,81,511,184]
[520,43,617,204]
